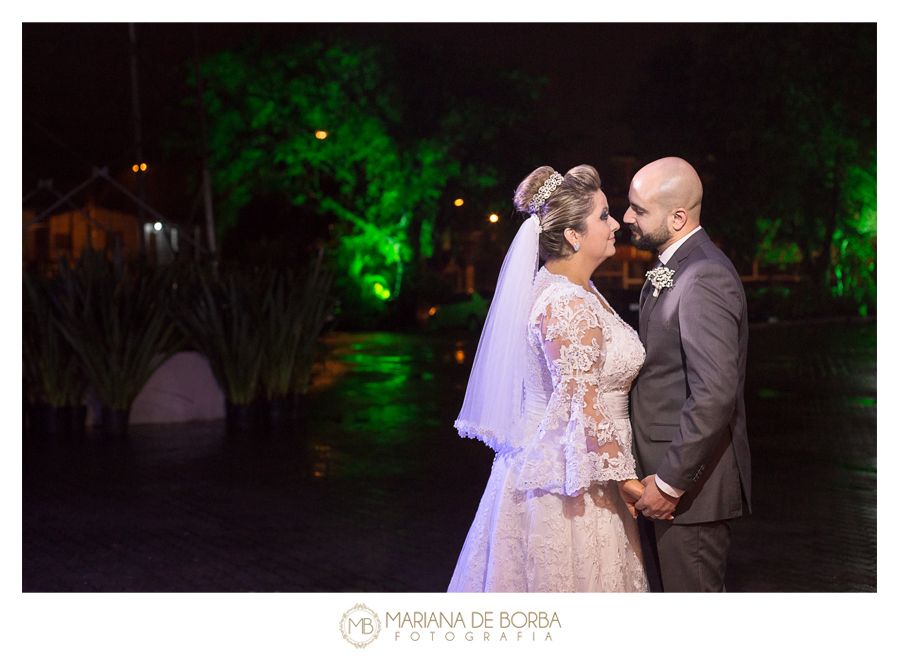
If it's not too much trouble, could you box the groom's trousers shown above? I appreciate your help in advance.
[642,518,733,592]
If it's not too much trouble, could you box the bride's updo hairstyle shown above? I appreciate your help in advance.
[513,165,602,262]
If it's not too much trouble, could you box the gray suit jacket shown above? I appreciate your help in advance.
[630,228,751,524]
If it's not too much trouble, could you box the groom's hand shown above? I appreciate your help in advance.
[635,475,677,521]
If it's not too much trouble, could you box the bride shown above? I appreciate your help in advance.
[448,165,658,593]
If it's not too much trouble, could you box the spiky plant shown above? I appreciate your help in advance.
[288,251,335,396]
[23,268,85,408]
[173,264,265,406]
[54,248,179,412]
[257,253,335,401]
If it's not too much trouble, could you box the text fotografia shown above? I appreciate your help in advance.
[387,611,561,642]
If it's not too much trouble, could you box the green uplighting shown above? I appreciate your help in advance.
[757,388,795,399]
[373,282,391,300]
[190,39,549,327]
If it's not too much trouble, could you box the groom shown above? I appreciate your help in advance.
[624,157,751,592]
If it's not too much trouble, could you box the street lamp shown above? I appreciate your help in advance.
[489,214,499,223]
[454,199,464,207]
[316,130,328,139]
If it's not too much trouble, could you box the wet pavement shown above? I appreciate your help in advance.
[22,319,877,592]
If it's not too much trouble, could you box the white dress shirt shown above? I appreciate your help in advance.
[652,226,703,499]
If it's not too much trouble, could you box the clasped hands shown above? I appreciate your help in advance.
[617,475,677,521]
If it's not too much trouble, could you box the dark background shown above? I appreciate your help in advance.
[22,22,712,214]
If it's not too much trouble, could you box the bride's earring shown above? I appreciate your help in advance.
[573,242,580,252]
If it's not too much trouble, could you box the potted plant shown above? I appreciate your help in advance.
[173,264,265,434]
[23,269,86,438]
[54,248,180,438]
[257,256,334,430]
[287,253,335,426]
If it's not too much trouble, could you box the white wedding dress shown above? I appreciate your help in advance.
[449,268,649,592]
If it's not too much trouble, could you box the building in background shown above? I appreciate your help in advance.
[23,202,180,267]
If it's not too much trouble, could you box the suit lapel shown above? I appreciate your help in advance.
[638,262,658,340]
[639,276,652,310]
[640,281,661,339]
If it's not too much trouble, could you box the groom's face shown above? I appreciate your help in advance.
[623,179,672,252]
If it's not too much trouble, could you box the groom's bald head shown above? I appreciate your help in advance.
[633,157,703,226]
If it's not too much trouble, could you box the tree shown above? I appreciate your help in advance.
[183,39,541,326]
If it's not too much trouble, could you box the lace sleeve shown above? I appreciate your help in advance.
[516,293,637,496]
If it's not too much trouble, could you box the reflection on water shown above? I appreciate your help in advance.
[311,444,332,478]
[43,332,483,485]
[756,388,795,399]
[303,332,478,480]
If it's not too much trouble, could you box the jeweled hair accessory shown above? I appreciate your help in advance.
[528,172,564,213]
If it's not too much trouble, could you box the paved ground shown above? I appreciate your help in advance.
[22,318,877,592]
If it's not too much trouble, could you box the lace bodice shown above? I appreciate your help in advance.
[514,268,646,496]
[526,268,645,398]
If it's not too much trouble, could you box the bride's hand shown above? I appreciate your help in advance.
[617,479,644,518]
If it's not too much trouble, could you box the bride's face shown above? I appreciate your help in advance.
[575,190,619,261]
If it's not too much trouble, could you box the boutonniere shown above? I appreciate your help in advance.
[645,267,675,297]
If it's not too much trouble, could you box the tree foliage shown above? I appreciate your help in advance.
[186,39,540,325]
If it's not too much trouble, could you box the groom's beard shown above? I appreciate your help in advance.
[630,222,672,252]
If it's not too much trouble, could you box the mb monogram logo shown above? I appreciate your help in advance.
[339,604,382,648]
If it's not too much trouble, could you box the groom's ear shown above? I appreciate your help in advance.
[671,208,688,231]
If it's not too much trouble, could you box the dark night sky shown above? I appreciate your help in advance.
[21,22,712,203]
